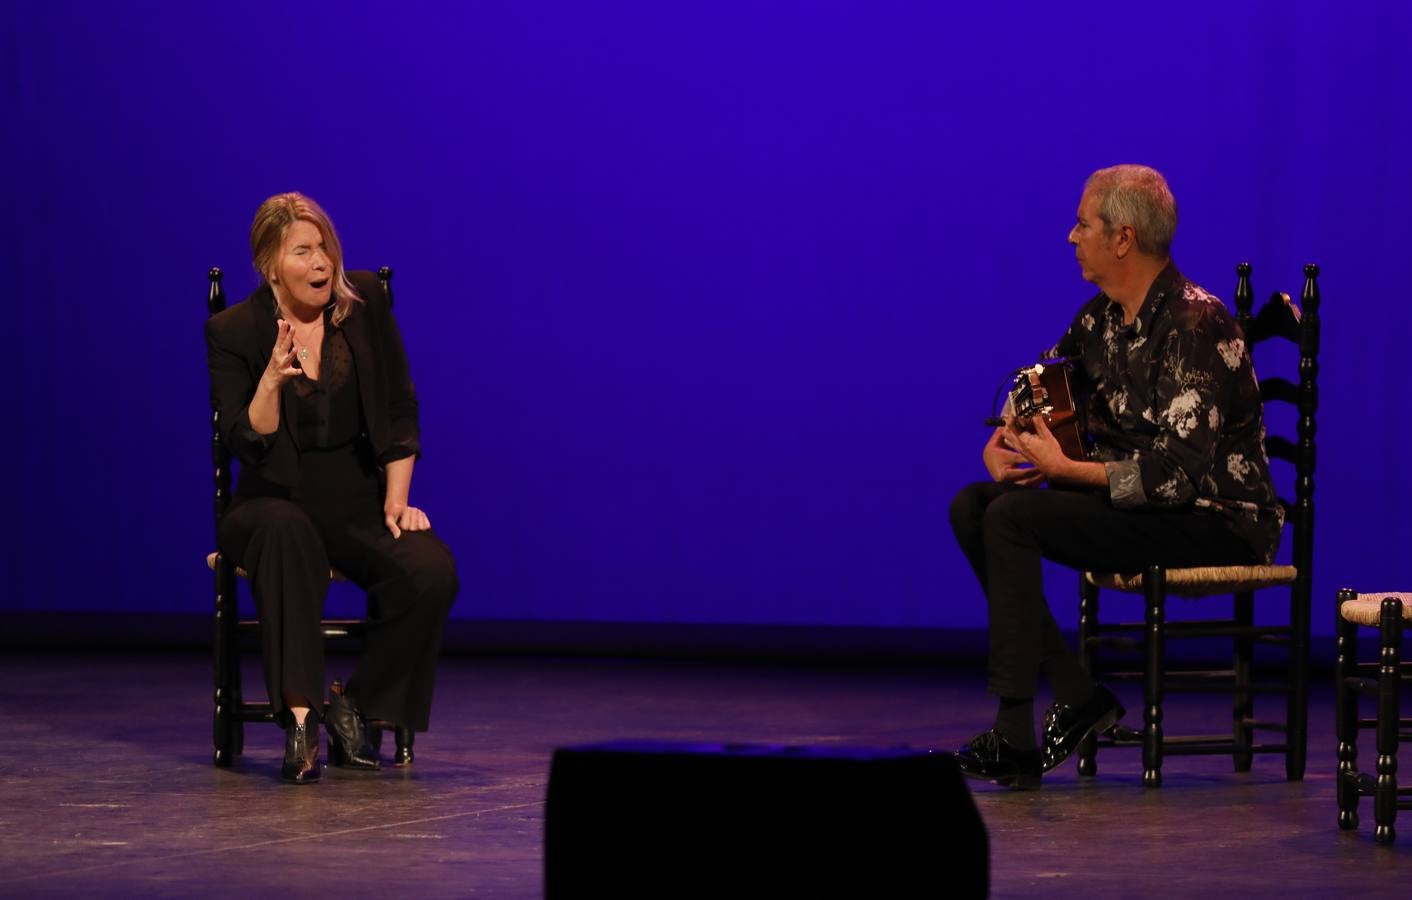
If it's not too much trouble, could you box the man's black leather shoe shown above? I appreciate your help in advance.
[954,729,1042,790]
[1041,684,1125,772]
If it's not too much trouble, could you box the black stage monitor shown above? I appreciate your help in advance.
[545,740,988,898]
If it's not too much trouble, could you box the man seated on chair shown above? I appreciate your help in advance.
[949,164,1283,789]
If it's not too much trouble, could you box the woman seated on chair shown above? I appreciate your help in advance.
[206,192,459,784]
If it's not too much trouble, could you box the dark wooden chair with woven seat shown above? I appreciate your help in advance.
[1076,262,1321,787]
[206,265,412,768]
[1336,589,1412,844]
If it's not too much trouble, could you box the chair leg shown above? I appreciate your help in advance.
[1233,591,1254,773]
[1286,574,1312,782]
[1335,588,1360,831]
[395,727,415,766]
[368,723,416,767]
[1077,575,1100,777]
[1374,597,1403,844]
[232,665,245,756]
[1143,565,1166,788]
[213,555,239,767]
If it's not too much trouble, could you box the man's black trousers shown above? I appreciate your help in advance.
[948,482,1258,699]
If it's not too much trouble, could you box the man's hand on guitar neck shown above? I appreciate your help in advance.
[1003,415,1108,488]
[983,425,1046,486]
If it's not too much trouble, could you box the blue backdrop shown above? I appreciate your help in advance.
[7,2,1410,635]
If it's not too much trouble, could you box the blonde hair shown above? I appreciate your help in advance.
[250,192,361,326]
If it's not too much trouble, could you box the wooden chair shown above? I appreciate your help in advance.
[1336,590,1412,843]
[1076,263,1321,787]
[207,265,412,767]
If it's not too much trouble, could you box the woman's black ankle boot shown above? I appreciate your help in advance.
[326,680,380,770]
[282,718,321,784]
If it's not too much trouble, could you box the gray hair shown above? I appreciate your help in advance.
[1083,165,1178,258]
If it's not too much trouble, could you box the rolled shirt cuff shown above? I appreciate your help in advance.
[379,442,419,466]
[1105,459,1146,509]
[234,424,277,462]
[238,425,276,445]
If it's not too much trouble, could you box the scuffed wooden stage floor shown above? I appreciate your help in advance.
[1,651,1406,897]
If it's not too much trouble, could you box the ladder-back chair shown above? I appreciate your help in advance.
[207,265,412,767]
[1077,263,1321,787]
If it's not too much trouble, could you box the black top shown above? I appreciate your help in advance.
[285,313,363,451]
[206,270,419,501]
[1047,262,1283,563]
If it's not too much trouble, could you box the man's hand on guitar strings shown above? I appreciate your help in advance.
[983,423,1045,486]
[1006,414,1072,481]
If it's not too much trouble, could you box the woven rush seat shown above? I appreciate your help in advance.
[1085,564,1298,598]
[206,551,346,582]
[1338,592,1412,627]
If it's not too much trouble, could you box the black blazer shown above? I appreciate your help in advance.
[206,269,419,498]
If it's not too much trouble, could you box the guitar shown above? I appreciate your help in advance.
[984,357,1087,460]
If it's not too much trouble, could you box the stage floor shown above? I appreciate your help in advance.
[1,651,1405,897]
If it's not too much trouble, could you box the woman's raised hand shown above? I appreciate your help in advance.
[260,320,303,390]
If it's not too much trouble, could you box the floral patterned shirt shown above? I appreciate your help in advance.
[1046,262,1283,563]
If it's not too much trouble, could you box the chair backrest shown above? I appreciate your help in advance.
[1231,262,1321,582]
[206,266,395,530]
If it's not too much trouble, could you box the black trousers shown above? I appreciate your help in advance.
[218,496,459,732]
[948,482,1257,699]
